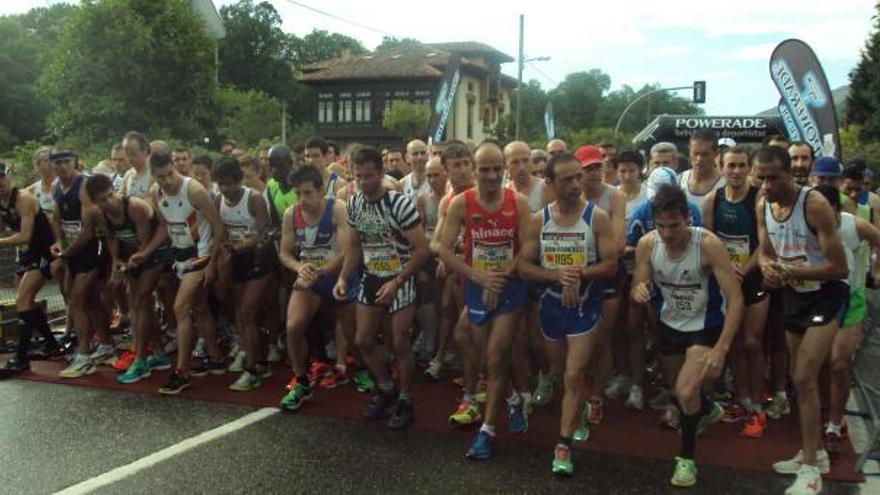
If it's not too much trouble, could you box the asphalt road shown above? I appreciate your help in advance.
[0,380,868,495]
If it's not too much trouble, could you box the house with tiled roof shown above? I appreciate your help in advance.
[297,41,516,146]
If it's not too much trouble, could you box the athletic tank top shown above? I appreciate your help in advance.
[524,179,546,213]
[266,178,297,227]
[854,191,872,286]
[594,184,614,215]
[54,174,87,246]
[293,198,337,269]
[105,197,156,260]
[679,170,725,211]
[401,173,429,199]
[764,187,830,293]
[158,177,212,257]
[712,186,759,267]
[624,184,648,225]
[539,202,601,301]
[419,189,442,240]
[840,212,862,292]
[461,188,519,271]
[651,227,724,332]
[124,167,153,199]
[220,187,258,248]
[325,172,338,200]
[29,179,57,216]
[0,188,54,252]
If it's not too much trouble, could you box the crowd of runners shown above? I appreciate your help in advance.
[0,129,877,495]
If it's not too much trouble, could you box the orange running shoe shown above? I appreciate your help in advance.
[112,350,136,372]
[318,366,349,389]
[285,375,299,392]
[741,412,767,438]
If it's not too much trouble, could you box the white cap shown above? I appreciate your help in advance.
[647,166,678,200]
[718,137,737,148]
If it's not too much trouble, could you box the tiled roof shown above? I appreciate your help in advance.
[298,41,514,83]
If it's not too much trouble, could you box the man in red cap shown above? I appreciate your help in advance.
[571,145,626,435]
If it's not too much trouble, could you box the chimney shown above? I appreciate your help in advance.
[341,47,351,60]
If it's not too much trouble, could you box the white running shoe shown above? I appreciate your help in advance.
[625,385,644,411]
[59,355,96,378]
[229,370,260,391]
[89,344,116,365]
[267,344,282,363]
[772,450,830,475]
[604,375,631,400]
[228,351,246,373]
[784,464,822,494]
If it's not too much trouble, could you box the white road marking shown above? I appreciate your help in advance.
[53,407,279,495]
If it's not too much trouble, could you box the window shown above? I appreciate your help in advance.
[414,90,432,107]
[355,92,372,123]
[344,100,353,122]
[467,100,474,139]
[317,93,334,124]
[467,82,474,92]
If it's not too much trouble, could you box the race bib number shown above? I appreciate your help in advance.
[300,245,334,269]
[61,220,81,243]
[226,224,251,247]
[473,240,513,272]
[664,282,700,314]
[780,255,820,292]
[719,233,750,267]
[168,222,195,249]
[363,242,402,276]
[541,232,586,270]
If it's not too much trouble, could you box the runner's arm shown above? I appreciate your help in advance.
[702,231,744,352]
[62,183,98,257]
[0,193,38,247]
[397,223,430,283]
[584,207,619,280]
[336,200,361,284]
[785,192,848,281]
[188,181,226,257]
[701,190,716,232]
[321,200,349,277]
[429,195,451,255]
[136,190,168,259]
[516,212,558,283]
[609,189,627,255]
[630,233,655,304]
[855,216,880,253]
[435,195,476,281]
[278,207,301,273]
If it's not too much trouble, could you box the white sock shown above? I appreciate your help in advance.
[480,423,496,436]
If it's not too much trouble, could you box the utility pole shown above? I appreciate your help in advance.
[515,14,524,140]
[281,102,287,146]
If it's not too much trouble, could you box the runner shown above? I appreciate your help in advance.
[788,141,814,187]
[85,174,171,384]
[214,157,273,391]
[120,131,153,199]
[172,148,193,177]
[334,146,429,430]
[279,165,363,410]
[598,140,619,186]
[631,183,743,487]
[51,147,113,378]
[531,149,548,178]
[812,183,880,458]
[400,139,430,199]
[648,142,679,174]
[702,145,769,437]
[109,144,128,192]
[546,139,568,158]
[28,147,58,217]
[753,146,849,495]
[518,152,617,475]
[304,136,348,199]
[138,151,226,395]
[574,145,626,427]
[0,162,59,378]
[435,140,530,459]
[678,129,725,211]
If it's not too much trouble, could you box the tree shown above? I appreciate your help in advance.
[845,6,880,141]
[549,69,611,132]
[218,0,293,101]
[216,87,283,149]
[38,0,216,146]
[0,17,46,151]
[490,79,548,143]
[382,101,430,141]
[375,36,423,52]
[290,29,366,66]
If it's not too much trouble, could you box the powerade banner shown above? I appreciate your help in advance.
[429,55,461,143]
[544,102,555,139]
[632,115,784,146]
[769,39,841,158]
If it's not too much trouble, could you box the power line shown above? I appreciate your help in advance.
[277,0,395,38]
[526,60,558,88]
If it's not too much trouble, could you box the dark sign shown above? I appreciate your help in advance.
[428,55,461,143]
[769,39,840,158]
[633,115,784,145]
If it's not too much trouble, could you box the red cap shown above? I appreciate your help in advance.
[574,145,603,167]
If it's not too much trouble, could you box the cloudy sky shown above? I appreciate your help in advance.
[5,0,875,117]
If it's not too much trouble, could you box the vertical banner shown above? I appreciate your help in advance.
[428,55,461,143]
[769,39,841,158]
[544,102,555,140]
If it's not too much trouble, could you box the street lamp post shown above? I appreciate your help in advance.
[514,14,550,140]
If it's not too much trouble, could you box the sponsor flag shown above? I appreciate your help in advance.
[544,102,555,139]
[769,39,841,158]
[428,55,461,143]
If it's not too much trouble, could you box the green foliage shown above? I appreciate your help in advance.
[289,122,317,148]
[595,84,702,133]
[219,0,294,101]
[216,87,283,149]
[564,128,633,149]
[845,7,880,141]
[550,69,612,131]
[291,29,366,66]
[490,80,550,143]
[0,17,48,151]
[3,141,45,187]
[37,0,216,147]
[375,36,423,51]
[841,125,880,170]
[382,101,431,141]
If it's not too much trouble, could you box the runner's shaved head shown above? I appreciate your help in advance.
[503,141,530,161]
